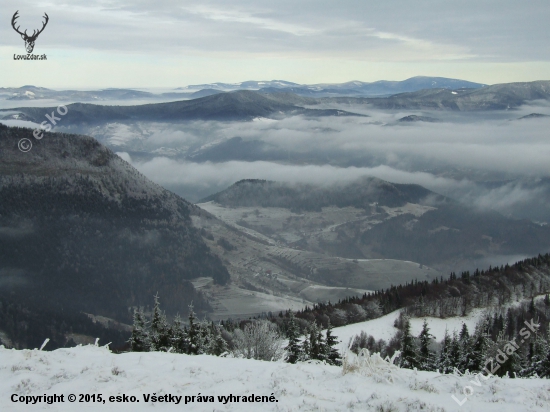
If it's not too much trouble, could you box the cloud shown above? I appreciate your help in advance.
[114,107,550,219]
[126,108,550,176]
[121,154,550,223]
[3,0,550,88]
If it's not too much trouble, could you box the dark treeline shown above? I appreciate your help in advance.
[290,254,550,329]
[128,295,342,365]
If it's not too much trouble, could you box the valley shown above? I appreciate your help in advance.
[2,78,550,349]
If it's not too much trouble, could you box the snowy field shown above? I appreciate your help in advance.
[2,344,550,411]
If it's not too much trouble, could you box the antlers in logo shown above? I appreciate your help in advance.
[11,11,49,54]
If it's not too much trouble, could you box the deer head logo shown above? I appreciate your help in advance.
[11,11,49,54]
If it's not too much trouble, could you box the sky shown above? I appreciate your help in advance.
[2,0,550,88]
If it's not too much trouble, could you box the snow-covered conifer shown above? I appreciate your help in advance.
[399,318,418,369]
[418,319,435,371]
[150,294,170,352]
[284,312,302,364]
[128,308,150,352]
[186,303,202,355]
[458,323,473,371]
[437,328,453,374]
[206,323,228,356]
[170,315,189,354]
[325,320,341,366]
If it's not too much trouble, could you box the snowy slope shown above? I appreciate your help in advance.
[333,309,486,348]
[332,295,550,349]
[1,344,549,411]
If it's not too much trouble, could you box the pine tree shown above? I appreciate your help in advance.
[437,328,453,374]
[150,294,170,352]
[539,343,550,378]
[128,308,150,352]
[458,323,472,371]
[300,331,311,361]
[196,320,212,355]
[170,315,189,354]
[528,297,536,315]
[284,312,302,364]
[418,320,435,371]
[459,323,469,341]
[449,332,461,371]
[186,303,201,355]
[399,318,418,369]
[469,332,488,372]
[535,329,550,378]
[206,323,228,356]
[324,320,341,366]
[520,337,542,378]
[307,322,326,361]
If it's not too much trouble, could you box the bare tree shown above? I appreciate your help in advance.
[232,320,283,361]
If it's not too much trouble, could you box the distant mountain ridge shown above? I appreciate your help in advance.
[2,91,364,124]
[0,77,485,102]
[179,76,486,97]
[0,86,219,102]
[332,80,550,110]
[5,80,548,128]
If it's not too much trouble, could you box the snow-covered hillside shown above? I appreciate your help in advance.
[334,309,485,348]
[1,344,549,411]
[333,294,550,350]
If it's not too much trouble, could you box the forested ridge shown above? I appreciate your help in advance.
[293,254,550,327]
[0,125,229,348]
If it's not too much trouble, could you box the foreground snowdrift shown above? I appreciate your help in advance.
[1,345,549,411]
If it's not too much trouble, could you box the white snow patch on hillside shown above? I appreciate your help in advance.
[1,345,549,411]
[334,308,487,348]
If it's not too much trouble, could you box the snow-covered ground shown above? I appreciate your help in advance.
[334,309,486,348]
[2,344,549,411]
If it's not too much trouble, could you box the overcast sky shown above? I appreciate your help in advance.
[2,0,550,88]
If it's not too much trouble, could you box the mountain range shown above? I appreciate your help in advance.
[178,76,486,97]
[1,91,363,124]
[346,80,550,110]
[0,76,485,103]
[0,86,220,102]
[2,81,549,131]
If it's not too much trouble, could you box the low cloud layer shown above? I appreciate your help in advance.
[116,154,548,222]
[112,104,550,221]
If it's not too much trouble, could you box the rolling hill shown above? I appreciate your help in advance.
[1,91,362,124]
[200,179,550,273]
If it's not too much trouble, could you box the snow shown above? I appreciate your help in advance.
[333,308,487,347]
[1,344,549,411]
